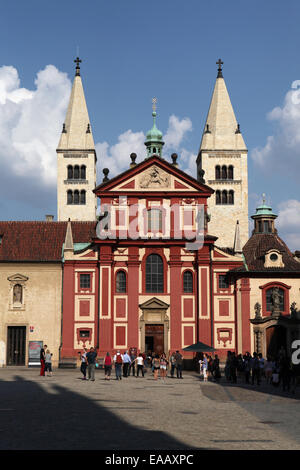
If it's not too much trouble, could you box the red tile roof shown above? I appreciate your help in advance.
[0,221,97,262]
[235,232,300,273]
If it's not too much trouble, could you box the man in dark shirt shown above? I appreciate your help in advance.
[86,347,97,381]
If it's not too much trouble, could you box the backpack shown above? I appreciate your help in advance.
[116,354,123,364]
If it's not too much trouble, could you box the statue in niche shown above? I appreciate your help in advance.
[254,302,262,319]
[271,287,281,317]
[13,284,23,304]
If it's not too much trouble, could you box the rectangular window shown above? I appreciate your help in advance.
[148,209,162,232]
[218,274,229,289]
[80,274,91,289]
[79,330,90,338]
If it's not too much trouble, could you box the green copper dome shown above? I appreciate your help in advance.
[251,194,277,219]
[145,99,164,157]
[145,111,163,142]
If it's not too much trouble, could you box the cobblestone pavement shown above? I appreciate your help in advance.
[0,367,299,450]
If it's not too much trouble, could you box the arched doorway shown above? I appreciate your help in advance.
[266,325,286,358]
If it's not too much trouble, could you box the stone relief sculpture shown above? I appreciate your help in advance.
[139,166,170,189]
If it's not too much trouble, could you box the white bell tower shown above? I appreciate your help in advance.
[57,58,97,221]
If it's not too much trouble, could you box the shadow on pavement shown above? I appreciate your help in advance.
[0,375,207,451]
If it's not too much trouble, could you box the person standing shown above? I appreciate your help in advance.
[44,349,53,377]
[243,352,251,384]
[122,350,131,377]
[113,350,124,380]
[170,352,176,378]
[40,344,46,376]
[80,347,88,380]
[129,349,137,377]
[135,354,145,378]
[251,352,261,385]
[212,354,221,382]
[159,353,168,381]
[153,354,160,380]
[86,347,97,381]
[104,352,112,380]
[202,354,208,382]
[175,350,183,379]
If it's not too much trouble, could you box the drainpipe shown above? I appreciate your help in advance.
[195,253,199,343]
[96,247,100,350]
[59,260,64,367]
[209,245,214,348]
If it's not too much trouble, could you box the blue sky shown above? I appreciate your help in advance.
[0,0,300,248]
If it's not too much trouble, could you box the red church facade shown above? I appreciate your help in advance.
[60,155,250,364]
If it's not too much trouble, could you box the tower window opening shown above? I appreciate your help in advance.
[67,190,73,205]
[74,190,80,205]
[74,165,80,179]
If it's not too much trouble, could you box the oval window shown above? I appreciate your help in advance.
[270,253,278,261]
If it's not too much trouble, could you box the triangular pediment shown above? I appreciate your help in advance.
[7,273,29,282]
[94,156,213,195]
[139,297,169,309]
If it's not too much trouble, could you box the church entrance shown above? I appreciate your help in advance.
[7,326,26,366]
[139,297,169,355]
[145,324,164,355]
[266,325,287,358]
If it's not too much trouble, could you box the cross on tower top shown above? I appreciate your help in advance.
[152,97,157,113]
[74,57,82,76]
[216,58,223,78]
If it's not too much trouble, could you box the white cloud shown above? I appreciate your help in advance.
[96,114,195,180]
[0,64,71,210]
[251,84,300,176]
[96,129,146,180]
[164,115,192,151]
[277,199,300,250]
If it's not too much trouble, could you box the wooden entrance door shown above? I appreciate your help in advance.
[266,325,286,358]
[7,326,26,366]
[145,324,164,355]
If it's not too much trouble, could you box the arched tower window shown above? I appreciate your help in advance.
[228,165,234,180]
[222,165,227,180]
[146,254,164,293]
[215,165,221,180]
[216,190,221,205]
[67,165,73,180]
[228,190,234,205]
[183,271,193,293]
[116,271,126,293]
[74,165,80,179]
[74,190,79,205]
[80,165,86,180]
[80,190,86,205]
[222,190,228,205]
[67,190,73,205]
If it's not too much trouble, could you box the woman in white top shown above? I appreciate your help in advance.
[159,353,168,381]
[134,354,145,377]
[45,349,53,377]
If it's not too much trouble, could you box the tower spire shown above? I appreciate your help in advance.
[56,58,97,222]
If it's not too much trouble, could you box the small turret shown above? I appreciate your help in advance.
[144,98,164,158]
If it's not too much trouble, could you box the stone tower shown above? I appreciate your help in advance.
[196,59,249,249]
[57,58,97,221]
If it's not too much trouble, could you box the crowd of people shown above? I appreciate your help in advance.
[40,344,298,394]
[198,349,298,393]
[79,348,184,382]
